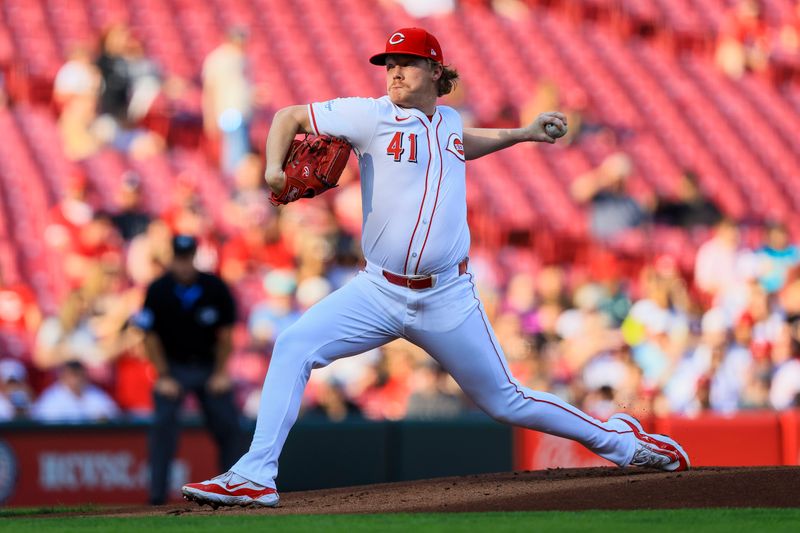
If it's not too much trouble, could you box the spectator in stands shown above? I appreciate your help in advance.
[732,310,771,409]
[626,299,673,394]
[769,4,800,83]
[406,361,463,420]
[534,265,570,309]
[96,24,134,121]
[554,283,621,390]
[624,263,692,388]
[111,320,156,419]
[0,266,42,344]
[754,221,800,295]
[529,300,563,365]
[127,219,172,287]
[652,170,722,229]
[741,280,784,356]
[161,177,220,273]
[54,44,102,160]
[0,386,12,421]
[694,218,745,302]
[393,0,455,18]
[301,379,362,422]
[294,233,336,283]
[295,275,332,315]
[570,152,648,242]
[357,340,416,420]
[94,24,165,159]
[715,0,769,79]
[34,284,105,376]
[224,153,269,223]
[663,307,753,415]
[34,261,133,385]
[45,172,95,266]
[124,34,162,125]
[581,342,643,418]
[111,171,151,242]
[639,260,692,331]
[494,311,536,386]
[68,211,125,290]
[137,235,245,505]
[502,272,538,334]
[202,28,253,175]
[247,269,300,350]
[31,360,120,423]
[299,341,380,424]
[0,358,33,420]
[326,231,362,290]
[220,202,293,285]
[53,44,98,105]
[769,315,800,410]
[780,265,800,318]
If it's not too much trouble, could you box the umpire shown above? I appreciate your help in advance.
[138,234,245,505]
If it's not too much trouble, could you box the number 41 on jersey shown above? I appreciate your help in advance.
[387,132,418,163]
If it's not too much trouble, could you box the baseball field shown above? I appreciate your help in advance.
[2,509,800,533]
[3,467,798,532]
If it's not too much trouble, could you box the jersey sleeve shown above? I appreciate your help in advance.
[308,97,379,152]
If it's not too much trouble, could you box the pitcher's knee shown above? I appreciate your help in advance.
[475,388,538,426]
[487,408,516,425]
[472,397,513,425]
[272,329,331,370]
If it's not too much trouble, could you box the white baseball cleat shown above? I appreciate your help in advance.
[610,413,691,472]
[182,471,280,508]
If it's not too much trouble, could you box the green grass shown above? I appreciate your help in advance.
[1,509,798,532]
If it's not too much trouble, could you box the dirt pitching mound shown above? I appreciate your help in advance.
[33,467,800,517]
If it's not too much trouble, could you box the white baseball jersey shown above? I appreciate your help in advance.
[308,96,470,276]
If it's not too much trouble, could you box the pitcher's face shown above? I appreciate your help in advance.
[385,55,440,108]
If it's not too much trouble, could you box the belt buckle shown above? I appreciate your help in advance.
[406,278,413,288]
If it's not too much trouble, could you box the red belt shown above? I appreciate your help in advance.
[382,258,469,290]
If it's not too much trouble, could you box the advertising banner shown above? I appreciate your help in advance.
[514,430,615,470]
[514,411,797,470]
[0,425,218,506]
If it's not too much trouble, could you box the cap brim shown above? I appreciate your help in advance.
[369,53,388,65]
[369,52,439,65]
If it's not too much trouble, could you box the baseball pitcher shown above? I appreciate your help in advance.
[182,27,690,508]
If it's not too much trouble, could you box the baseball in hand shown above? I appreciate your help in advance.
[545,123,566,139]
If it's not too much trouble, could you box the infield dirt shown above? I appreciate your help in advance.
[18,466,800,517]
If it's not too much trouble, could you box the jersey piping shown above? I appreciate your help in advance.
[414,115,445,275]
[308,103,320,135]
[402,115,433,275]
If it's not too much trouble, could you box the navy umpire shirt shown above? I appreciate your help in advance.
[137,271,236,364]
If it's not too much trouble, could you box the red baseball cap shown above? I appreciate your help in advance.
[369,27,443,65]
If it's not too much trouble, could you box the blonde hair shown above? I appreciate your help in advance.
[429,59,459,97]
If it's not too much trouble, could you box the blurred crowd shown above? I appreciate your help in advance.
[2,154,799,425]
[713,0,800,82]
[1,11,800,427]
[0,187,800,421]
[469,0,800,84]
[52,22,258,168]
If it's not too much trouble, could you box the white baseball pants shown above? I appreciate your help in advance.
[232,264,636,488]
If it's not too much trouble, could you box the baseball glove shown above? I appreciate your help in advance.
[269,135,352,206]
